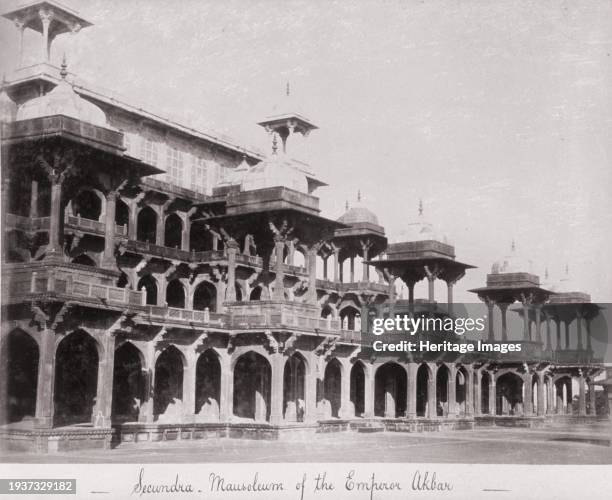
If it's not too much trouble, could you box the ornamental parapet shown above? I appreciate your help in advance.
[1,263,142,306]
[5,214,51,232]
[226,300,340,332]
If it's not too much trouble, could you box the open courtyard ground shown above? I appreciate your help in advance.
[1,423,611,464]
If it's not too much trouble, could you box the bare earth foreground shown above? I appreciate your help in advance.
[2,424,612,464]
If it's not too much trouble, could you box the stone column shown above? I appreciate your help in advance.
[427,364,437,419]
[225,241,238,302]
[522,303,530,341]
[349,256,355,283]
[536,376,545,416]
[273,236,285,300]
[47,180,63,257]
[534,305,542,344]
[101,191,118,269]
[555,319,561,351]
[15,20,25,67]
[155,209,165,246]
[588,382,597,416]
[447,367,457,417]
[586,320,592,352]
[499,304,509,341]
[307,246,318,304]
[546,379,554,415]
[269,353,284,424]
[447,282,454,316]
[578,373,586,416]
[523,374,533,416]
[181,217,191,251]
[182,350,197,422]
[488,377,496,415]
[576,312,583,350]
[304,360,317,423]
[473,369,481,416]
[361,242,370,281]
[427,275,435,302]
[340,360,352,419]
[465,367,474,416]
[93,333,116,428]
[333,247,340,282]
[363,364,375,418]
[544,313,552,351]
[565,321,570,349]
[39,9,53,61]
[34,328,55,428]
[128,202,138,240]
[406,363,417,418]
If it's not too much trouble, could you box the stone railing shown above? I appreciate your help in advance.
[5,213,51,231]
[140,305,226,325]
[64,214,128,237]
[226,301,340,332]
[19,270,143,306]
[315,279,389,295]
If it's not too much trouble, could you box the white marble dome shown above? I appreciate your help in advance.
[16,64,108,128]
[391,203,450,244]
[491,243,533,274]
[240,155,308,193]
[338,195,379,225]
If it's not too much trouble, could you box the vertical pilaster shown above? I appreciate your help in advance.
[35,328,55,428]
[447,366,456,417]
[488,377,496,415]
[273,236,285,300]
[47,181,63,256]
[307,246,318,304]
[93,333,116,428]
[269,352,284,424]
[406,363,417,418]
[182,350,197,423]
[225,241,238,302]
[39,9,53,61]
[363,364,375,418]
[588,382,596,416]
[465,366,474,416]
[536,376,545,416]
[339,359,352,418]
[578,373,586,416]
[101,191,118,269]
[499,304,508,341]
[486,300,495,341]
[523,374,533,416]
[218,354,232,421]
[427,364,437,419]
[29,180,39,218]
[576,312,583,350]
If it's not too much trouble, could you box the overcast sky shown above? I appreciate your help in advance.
[2,0,611,302]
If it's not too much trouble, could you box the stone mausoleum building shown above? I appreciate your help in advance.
[0,2,606,452]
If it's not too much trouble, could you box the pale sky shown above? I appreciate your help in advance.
[1,0,611,302]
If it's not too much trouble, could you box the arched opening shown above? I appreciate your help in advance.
[322,359,342,418]
[496,372,524,416]
[293,250,306,269]
[137,275,157,305]
[481,371,491,414]
[164,213,183,248]
[455,367,468,416]
[283,354,306,422]
[340,306,360,331]
[166,279,186,309]
[154,346,184,420]
[189,221,215,252]
[115,199,130,234]
[321,305,333,319]
[117,272,129,289]
[375,362,406,418]
[195,350,221,421]
[136,206,157,244]
[436,365,450,416]
[71,190,102,221]
[249,286,262,301]
[416,364,429,417]
[112,343,145,423]
[72,254,96,267]
[350,362,366,417]
[193,281,216,311]
[54,330,99,426]
[4,330,39,424]
[233,352,271,422]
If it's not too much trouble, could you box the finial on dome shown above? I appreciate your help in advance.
[286,81,290,97]
[357,190,361,202]
[345,200,349,211]
[60,54,68,79]
[511,239,516,252]
[565,263,569,275]
[271,133,278,155]
[418,199,423,216]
